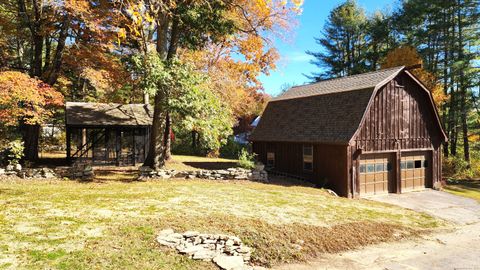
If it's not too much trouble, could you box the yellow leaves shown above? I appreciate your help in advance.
[117,28,126,45]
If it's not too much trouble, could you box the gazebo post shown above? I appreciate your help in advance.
[66,126,71,163]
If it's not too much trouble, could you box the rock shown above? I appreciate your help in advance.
[192,249,218,260]
[6,165,14,171]
[14,163,22,171]
[213,255,245,270]
[229,236,242,245]
[0,168,5,175]
[183,231,199,238]
[187,175,195,179]
[236,246,251,254]
[178,245,205,255]
[225,239,235,247]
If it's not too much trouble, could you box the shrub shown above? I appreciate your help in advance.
[443,156,476,179]
[1,139,24,165]
[220,136,247,159]
[237,148,256,169]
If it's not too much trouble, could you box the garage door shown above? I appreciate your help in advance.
[400,152,430,191]
[358,153,394,195]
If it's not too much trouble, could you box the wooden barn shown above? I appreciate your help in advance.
[65,102,153,166]
[250,66,447,198]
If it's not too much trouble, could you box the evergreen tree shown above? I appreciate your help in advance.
[307,0,368,80]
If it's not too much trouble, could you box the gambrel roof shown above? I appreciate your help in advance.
[66,102,153,127]
[250,66,446,144]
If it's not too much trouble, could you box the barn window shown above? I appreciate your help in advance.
[375,163,384,172]
[359,164,366,173]
[303,145,313,171]
[267,152,275,167]
[407,161,414,169]
[414,160,422,168]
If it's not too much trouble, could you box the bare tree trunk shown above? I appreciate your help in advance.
[143,91,167,169]
[46,16,70,85]
[164,112,171,160]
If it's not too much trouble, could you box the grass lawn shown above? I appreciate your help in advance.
[444,179,480,202]
[0,157,443,269]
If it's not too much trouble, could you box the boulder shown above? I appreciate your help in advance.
[213,255,245,270]
[192,249,218,260]
[14,163,22,171]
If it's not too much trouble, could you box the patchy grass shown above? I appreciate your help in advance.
[0,177,443,269]
[445,179,480,202]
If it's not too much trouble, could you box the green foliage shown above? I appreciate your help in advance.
[237,148,256,169]
[1,139,24,165]
[133,52,235,155]
[443,156,479,179]
[220,136,247,159]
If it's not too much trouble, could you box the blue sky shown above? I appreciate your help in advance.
[259,0,396,97]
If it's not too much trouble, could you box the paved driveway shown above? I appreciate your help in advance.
[369,189,480,225]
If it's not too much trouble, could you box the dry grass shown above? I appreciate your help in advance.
[445,179,480,202]
[0,177,442,269]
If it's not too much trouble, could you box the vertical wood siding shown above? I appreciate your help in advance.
[350,73,443,196]
[253,141,349,196]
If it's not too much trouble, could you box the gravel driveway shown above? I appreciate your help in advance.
[275,190,480,270]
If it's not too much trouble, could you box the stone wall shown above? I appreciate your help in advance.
[139,167,268,182]
[0,164,57,179]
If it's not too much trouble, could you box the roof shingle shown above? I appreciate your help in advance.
[66,102,153,126]
[250,67,405,143]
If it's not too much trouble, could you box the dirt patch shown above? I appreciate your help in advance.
[106,215,422,268]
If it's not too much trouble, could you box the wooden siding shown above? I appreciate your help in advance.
[350,73,443,197]
[253,141,349,196]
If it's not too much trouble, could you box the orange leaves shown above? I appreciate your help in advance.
[382,46,448,106]
[0,71,64,126]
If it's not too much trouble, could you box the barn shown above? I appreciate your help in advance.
[250,66,447,198]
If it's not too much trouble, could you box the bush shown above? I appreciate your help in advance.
[1,139,24,166]
[443,156,476,179]
[237,148,256,169]
[220,136,247,159]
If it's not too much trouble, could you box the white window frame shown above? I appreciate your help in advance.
[303,145,313,171]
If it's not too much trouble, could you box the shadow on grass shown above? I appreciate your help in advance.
[183,161,238,170]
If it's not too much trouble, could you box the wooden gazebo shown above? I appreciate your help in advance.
[65,102,153,166]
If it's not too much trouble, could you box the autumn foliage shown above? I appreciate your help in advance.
[381,46,448,106]
[0,71,64,126]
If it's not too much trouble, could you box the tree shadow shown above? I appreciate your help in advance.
[183,161,238,170]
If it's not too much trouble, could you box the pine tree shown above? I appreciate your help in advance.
[307,0,368,80]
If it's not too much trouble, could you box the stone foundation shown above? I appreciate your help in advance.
[0,164,57,179]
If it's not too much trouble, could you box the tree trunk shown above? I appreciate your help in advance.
[164,112,171,160]
[143,91,167,169]
[46,16,70,85]
[22,124,40,161]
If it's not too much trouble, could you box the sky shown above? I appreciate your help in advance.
[259,0,396,97]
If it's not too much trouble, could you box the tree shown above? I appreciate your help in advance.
[381,46,447,106]
[307,0,368,80]
[120,0,303,170]
[0,71,63,159]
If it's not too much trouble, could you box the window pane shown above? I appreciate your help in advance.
[359,164,366,173]
[375,163,384,172]
[367,164,375,173]
[414,160,422,168]
[304,162,313,171]
[400,161,406,169]
[407,161,414,169]
[303,146,313,156]
[423,160,429,168]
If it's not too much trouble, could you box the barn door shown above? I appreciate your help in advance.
[358,153,394,196]
[400,152,430,192]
